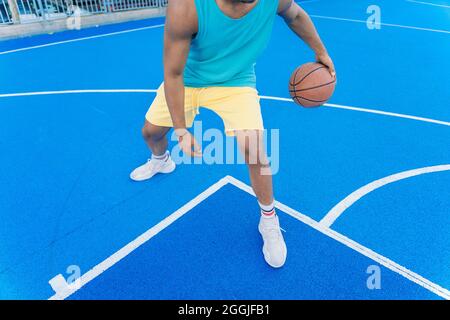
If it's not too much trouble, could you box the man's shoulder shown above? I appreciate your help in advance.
[166,0,198,34]
[276,0,293,15]
[168,0,196,14]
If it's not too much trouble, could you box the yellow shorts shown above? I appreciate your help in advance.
[146,83,264,136]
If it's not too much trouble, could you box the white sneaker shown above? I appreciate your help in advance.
[258,215,287,268]
[130,154,176,181]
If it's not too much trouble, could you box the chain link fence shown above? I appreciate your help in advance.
[0,0,167,25]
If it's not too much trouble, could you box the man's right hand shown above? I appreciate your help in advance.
[175,128,202,158]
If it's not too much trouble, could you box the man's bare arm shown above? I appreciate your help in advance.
[163,0,197,130]
[278,0,335,76]
[163,0,202,157]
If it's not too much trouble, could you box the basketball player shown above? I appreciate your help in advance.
[130,0,335,268]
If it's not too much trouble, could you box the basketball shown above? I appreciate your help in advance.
[289,62,336,107]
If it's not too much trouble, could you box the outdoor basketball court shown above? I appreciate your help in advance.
[0,0,449,300]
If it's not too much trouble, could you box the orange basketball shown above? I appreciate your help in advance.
[289,62,336,107]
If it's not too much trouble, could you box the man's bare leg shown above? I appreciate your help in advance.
[129,121,176,181]
[236,130,273,205]
[141,120,171,156]
[236,130,287,268]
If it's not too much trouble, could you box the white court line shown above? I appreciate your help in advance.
[310,14,450,34]
[320,164,450,228]
[0,24,165,56]
[0,10,447,56]
[260,95,450,127]
[0,89,157,98]
[406,0,450,9]
[48,175,450,300]
[48,176,230,300]
[1,89,449,128]
[324,102,450,127]
[226,176,450,300]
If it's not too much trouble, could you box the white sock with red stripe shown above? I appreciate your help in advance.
[259,200,276,219]
[151,151,169,163]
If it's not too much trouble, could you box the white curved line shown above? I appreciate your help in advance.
[1,90,449,128]
[0,24,165,56]
[260,95,450,127]
[320,164,450,228]
[225,175,450,300]
[48,175,450,300]
[1,88,446,298]
[406,0,450,9]
[325,102,450,127]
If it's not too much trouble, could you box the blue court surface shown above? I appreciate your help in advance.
[0,0,449,300]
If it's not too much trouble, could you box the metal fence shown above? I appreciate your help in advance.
[109,0,159,12]
[0,0,167,25]
[1,0,12,24]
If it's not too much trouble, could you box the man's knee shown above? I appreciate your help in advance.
[236,130,268,166]
[142,121,168,141]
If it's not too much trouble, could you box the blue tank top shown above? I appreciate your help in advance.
[184,0,279,88]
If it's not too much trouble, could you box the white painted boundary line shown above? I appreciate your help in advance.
[320,164,450,227]
[225,176,318,227]
[225,176,450,300]
[406,0,450,9]
[324,103,450,127]
[0,89,156,98]
[49,175,450,300]
[0,24,165,56]
[309,15,450,34]
[48,176,230,300]
[0,10,447,56]
[1,90,449,128]
[260,95,450,127]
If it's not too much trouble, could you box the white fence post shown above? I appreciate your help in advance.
[7,0,20,23]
